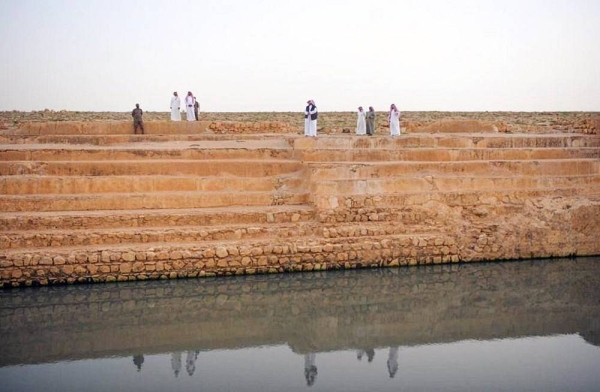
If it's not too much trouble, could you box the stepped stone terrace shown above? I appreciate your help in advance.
[0,111,599,287]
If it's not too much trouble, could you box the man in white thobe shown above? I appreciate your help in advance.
[389,103,401,136]
[185,91,195,121]
[356,106,366,135]
[304,100,318,137]
[170,92,181,121]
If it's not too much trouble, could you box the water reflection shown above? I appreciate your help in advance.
[387,347,398,378]
[1,257,599,391]
[132,354,144,372]
[304,353,317,386]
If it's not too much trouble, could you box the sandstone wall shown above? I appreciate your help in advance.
[1,119,599,287]
[12,120,300,136]
[0,234,459,286]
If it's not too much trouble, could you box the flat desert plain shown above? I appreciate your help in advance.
[1,111,598,134]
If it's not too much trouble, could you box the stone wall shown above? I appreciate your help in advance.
[1,119,599,287]
[0,234,458,286]
[12,120,300,136]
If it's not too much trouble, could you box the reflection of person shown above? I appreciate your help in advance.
[356,107,366,135]
[131,104,144,134]
[304,353,318,387]
[171,352,182,377]
[366,106,375,135]
[357,349,375,362]
[388,103,400,136]
[170,92,181,121]
[185,92,196,121]
[133,354,144,372]
[387,347,399,378]
[186,350,199,376]
[193,98,200,121]
[304,100,318,137]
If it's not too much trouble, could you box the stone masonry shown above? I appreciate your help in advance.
[0,118,599,287]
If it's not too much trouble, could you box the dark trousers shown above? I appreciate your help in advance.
[133,121,145,134]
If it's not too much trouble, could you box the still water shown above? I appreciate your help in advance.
[1,257,599,392]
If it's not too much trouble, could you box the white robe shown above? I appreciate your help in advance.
[304,117,311,136]
[389,110,401,136]
[309,119,317,137]
[309,105,318,137]
[356,111,366,135]
[185,95,195,121]
[170,96,181,121]
[304,104,318,137]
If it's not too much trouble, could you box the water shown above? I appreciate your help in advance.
[1,257,599,392]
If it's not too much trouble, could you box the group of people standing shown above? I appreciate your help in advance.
[134,97,401,136]
[170,91,200,121]
[304,100,402,138]
[356,104,401,136]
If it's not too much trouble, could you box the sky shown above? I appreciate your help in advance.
[1,0,599,112]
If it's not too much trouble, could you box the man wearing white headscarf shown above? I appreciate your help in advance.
[388,103,401,136]
[185,91,196,121]
[170,92,181,121]
[356,106,366,135]
[304,100,318,137]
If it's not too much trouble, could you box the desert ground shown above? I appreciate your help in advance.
[1,110,599,134]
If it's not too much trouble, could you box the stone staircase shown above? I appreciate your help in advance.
[1,120,599,286]
[296,132,600,262]
[0,123,321,285]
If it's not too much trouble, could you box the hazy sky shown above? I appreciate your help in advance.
[1,0,599,112]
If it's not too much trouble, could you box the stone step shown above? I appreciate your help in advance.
[0,205,316,231]
[309,159,600,179]
[0,159,304,176]
[311,187,600,209]
[0,174,306,195]
[12,121,213,135]
[319,222,442,238]
[1,232,450,269]
[294,134,600,149]
[0,191,311,212]
[1,221,319,250]
[311,174,600,194]
[11,121,295,136]
[297,147,599,162]
[0,143,295,161]
[0,133,296,145]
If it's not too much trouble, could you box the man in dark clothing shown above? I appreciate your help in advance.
[131,103,144,134]
[366,106,376,135]
[193,97,200,121]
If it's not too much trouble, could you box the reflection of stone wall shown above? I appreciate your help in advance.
[1,258,599,366]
